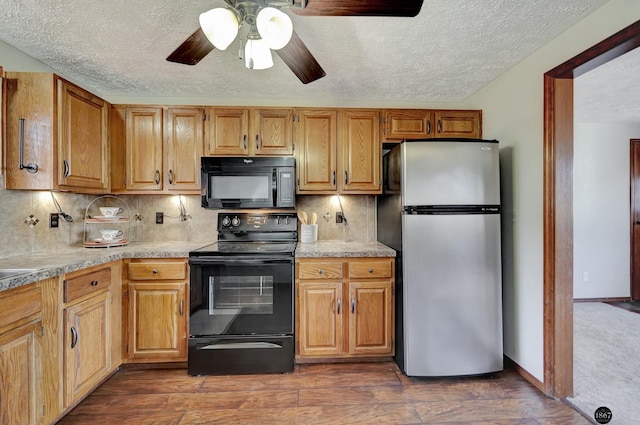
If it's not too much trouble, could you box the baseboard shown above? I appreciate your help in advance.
[504,355,544,392]
[574,297,630,303]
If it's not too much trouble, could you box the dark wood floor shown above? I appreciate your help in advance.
[58,362,592,425]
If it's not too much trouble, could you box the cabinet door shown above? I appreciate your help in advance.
[165,108,204,192]
[296,109,338,193]
[205,108,249,155]
[253,108,294,155]
[340,110,381,193]
[125,107,163,190]
[348,280,393,356]
[296,281,343,357]
[64,291,111,405]
[4,72,55,190]
[434,110,482,139]
[57,79,109,192]
[127,282,187,361]
[383,109,435,140]
[0,321,42,425]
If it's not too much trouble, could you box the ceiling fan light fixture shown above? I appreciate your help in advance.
[256,7,293,50]
[245,37,274,70]
[199,8,239,50]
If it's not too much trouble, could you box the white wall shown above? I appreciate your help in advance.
[573,123,640,299]
[463,0,640,381]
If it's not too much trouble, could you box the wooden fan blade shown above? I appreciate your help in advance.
[166,28,214,65]
[276,31,326,84]
[292,0,424,17]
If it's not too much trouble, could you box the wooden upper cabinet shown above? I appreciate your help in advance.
[57,79,109,191]
[295,108,338,193]
[125,107,164,191]
[434,110,482,139]
[4,72,109,193]
[296,108,380,194]
[165,108,204,192]
[339,109,381,193]
[204,107,293,156]
[253,108,294,155]
[383,109,482,141]
[383,109,435,140]
[204,108,249,155]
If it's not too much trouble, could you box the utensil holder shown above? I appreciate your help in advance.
[300,224,318,243]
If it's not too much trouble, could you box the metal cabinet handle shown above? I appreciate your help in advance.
[255,134,259,150]
[344,171,348,184]
[318,269,323,275]
[332,171,336,186]
[18,118,38,173]
[63,160,70,179]
[437,119,442,134]
[154,170,160,185]
[243,134,247,150]
[427,119,431,135]
[91,280,99,286]
[337,297,341,314]
[70,326,78,349]
[351,296,355,314]
[369,268,374,273]
[168,169,174,185]
[152,269,158,275]
[179,299,184,316]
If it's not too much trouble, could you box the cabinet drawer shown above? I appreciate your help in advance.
[298,262,343,279]
[64,266,111,303]
[348,260,392,279]
[0,284,42,330]
[127,262,187,281]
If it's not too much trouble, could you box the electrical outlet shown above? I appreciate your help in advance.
[49,213,59,228]
[156,212,164,224]
[336,212,344,223]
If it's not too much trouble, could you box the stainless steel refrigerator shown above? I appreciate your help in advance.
[377,139,503,377]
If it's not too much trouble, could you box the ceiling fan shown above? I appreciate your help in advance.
[166,0,424,84]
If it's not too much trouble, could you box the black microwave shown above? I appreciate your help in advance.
[201,156,296,209]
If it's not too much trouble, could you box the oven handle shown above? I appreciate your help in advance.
[189,256,293,265]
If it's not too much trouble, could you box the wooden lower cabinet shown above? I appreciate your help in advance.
[63,291,111,405]
[62,263,119,407]
[123,258,188,362]
[295,257,394,361]
[0,281,43,425]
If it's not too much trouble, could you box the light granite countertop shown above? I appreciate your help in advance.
[0,241,208,293]
[295,240,396,258]
[1,240,396,292]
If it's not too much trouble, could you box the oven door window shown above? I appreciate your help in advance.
[190,259,293,337]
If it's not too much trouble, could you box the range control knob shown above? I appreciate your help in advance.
[231,216,241,227]
[221,216,231,227]
[275,216,281,225]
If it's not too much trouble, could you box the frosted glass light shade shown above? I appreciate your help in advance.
[199,8,239,50]
[245,38,274,70]
[256,7,293,50]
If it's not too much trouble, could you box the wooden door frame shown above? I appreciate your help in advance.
[543,20,640,398]
[630,140,640,300]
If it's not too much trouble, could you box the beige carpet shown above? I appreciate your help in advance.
[568,302,640,425]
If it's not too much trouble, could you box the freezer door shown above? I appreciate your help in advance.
[402,213,503,376]
[401,140,500,206]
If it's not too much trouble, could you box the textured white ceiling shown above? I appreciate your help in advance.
[0,0,621,111]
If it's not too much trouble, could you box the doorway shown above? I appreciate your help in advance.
[544,20,640,398]
[630,139,640,299]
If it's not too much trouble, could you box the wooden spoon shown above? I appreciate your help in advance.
[302,211,309,225]
[311,212,318,225]
[298,211,307,225]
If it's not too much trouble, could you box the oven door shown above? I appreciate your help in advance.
[189,256,293,337]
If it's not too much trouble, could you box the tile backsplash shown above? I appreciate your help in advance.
[0,175,376,259]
